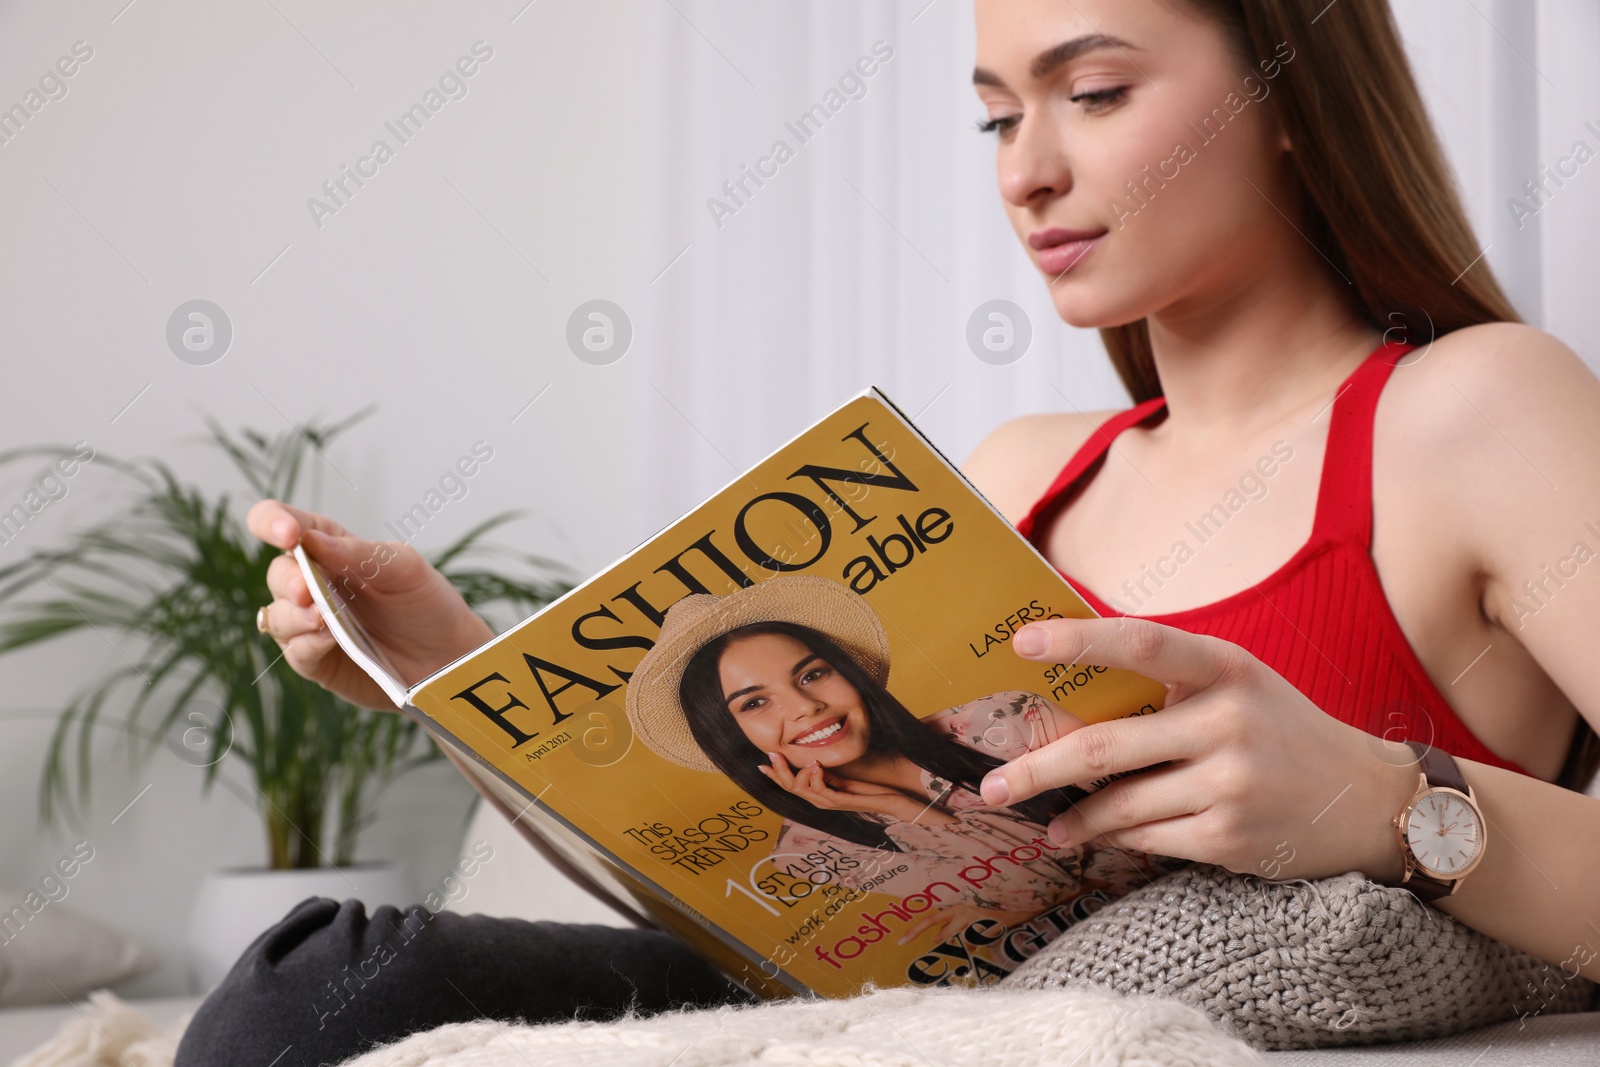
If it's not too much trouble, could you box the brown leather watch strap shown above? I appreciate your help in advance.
[1400,741,1467,901]
[1408,740,1469,793]
[1404,867,1454,902]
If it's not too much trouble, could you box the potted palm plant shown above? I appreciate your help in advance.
[0,412,571,988]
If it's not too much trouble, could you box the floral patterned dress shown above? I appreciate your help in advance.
[772,691,1189,914]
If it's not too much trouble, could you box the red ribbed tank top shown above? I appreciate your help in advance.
[1016,340,1532,778]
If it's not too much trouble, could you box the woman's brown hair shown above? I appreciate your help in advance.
[1098,0,1599,793]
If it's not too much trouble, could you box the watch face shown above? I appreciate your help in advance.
[1405,790,1483,878]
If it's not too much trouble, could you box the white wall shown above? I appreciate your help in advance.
[0,0,647,998]
[0,0,1595,1000]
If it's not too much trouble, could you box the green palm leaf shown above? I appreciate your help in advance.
[0,415,572,868]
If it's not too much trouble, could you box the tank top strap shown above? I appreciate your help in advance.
[1311,340,1415,549]
[1015,397,1169,542]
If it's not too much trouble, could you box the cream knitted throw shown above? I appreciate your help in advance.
[17,866,1596,1066]
[336,985,1262,1067]
[1005,863,1598,1050]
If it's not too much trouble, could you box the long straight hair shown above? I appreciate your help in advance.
[1101,0,1598,794]
[678,620,1079,851]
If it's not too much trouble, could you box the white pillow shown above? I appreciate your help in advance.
[0,890,160,1007]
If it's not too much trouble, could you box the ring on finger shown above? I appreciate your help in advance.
[256,604,270,634]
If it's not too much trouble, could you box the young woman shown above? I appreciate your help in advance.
[620,574,1187,946]
[181,0,1600,1062]
[957,0,1600,989]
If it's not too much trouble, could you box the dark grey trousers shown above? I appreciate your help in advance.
[173,897,752,1067]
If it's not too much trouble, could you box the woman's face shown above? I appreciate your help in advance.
[717,632,872,769]
[973,0,1295,329]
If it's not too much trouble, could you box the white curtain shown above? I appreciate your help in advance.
[626,0,1126,534]
[626,0,1600,534]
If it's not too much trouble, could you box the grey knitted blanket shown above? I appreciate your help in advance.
[1002,862,1597,1050]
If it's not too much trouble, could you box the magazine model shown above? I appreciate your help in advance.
[294,388,1189,999]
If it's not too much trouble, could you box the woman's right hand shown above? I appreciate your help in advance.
[247,499,495,711]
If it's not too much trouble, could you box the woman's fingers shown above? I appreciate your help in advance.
[1046,762,1195,847]
[896,907,984,946]
[281,628,339,678]
[759,758,885,811]
[1012,616,1244,693]
[985,615,1251,808]
[798,764,837,806]
[895,912,946,945]
[259,599,324,644]
[823,773,887,796]
[265,553,311,606]
[299,527,387,577]
[757,758,782,787]
[760,752,803,795]
[1082,814,1203,861]
[936,911,973,944]
[246,499,351,551]
[982,698,1206,806]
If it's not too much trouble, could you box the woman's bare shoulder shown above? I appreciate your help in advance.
[961,410,1123,524]
[1378,322,1600,552]
[1380,322,1599,456]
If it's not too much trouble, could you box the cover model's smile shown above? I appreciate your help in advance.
[790,716,850,747]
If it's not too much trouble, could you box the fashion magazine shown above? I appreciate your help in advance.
[295,388,1191,998]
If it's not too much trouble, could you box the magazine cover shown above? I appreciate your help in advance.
[297,387,1190,999]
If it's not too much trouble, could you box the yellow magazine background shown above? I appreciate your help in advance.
[411,393,1168,996]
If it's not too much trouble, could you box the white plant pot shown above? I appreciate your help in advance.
[186,863,415,993]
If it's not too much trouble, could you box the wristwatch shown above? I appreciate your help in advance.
[1389,740,1486,901]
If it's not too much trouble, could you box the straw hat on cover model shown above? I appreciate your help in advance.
[202,2,1600,1062]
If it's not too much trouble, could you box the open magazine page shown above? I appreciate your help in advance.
[393,389,1190,998]
[293,542,411,709]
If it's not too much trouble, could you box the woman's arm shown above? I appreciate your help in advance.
[980,615,1600,983]
[1418,757,1600,986]
[1405,325,1600,982]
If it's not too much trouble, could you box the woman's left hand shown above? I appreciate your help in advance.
[980,617,1418,884]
